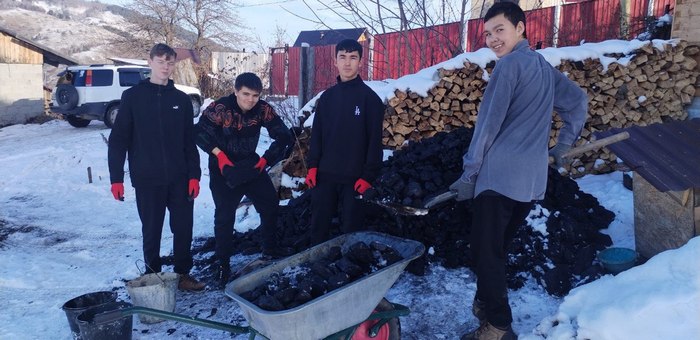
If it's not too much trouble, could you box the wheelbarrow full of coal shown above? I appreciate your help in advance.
[92,231,425,339]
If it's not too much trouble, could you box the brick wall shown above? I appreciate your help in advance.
[0,63,44,126]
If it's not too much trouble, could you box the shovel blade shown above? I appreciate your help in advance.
[358,196,429,216]
[373,200,429,216]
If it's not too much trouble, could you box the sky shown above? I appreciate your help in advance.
[98,0,352,51]
[1,37,699,339]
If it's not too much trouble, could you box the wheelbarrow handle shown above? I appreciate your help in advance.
[93,306,253,335]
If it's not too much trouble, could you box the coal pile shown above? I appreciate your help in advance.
[224,127,616,297]
[239,241,404,311]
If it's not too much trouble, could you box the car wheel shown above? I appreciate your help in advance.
[66,116,90,128]
[104,104,119,128]
[56,84,79,110]
[190,96,201,118]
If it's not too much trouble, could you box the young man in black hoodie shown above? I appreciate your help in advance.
[108,43,205,291]
[305,39,385,246]
[195,72,292,284]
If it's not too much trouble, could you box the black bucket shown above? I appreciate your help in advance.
[77,301,133,340]
[62,291,118,339]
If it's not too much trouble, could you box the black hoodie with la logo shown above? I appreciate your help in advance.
[307,75,385,183]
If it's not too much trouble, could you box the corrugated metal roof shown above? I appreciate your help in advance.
[595,118,700,192]
[293,28,367,47]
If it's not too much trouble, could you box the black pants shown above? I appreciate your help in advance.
[309,177,364,246]
[470,190,532,329]
[134,179,194,275]
[210,167,278,263]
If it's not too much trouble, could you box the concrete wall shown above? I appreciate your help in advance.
[671,0,700,45]
[671,0,700,114]
[0,63,44,126]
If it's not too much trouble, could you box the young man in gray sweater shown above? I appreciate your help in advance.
[449,3,588,339]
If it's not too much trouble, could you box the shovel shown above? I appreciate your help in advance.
[423,131,630,209]
[356,188,429,216]
[358,195,429,216]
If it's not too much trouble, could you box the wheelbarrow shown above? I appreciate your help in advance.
[92,231,425,340]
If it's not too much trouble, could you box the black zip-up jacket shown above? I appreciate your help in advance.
[108,79,201,187]
[308,75,385,183]
[194,95,292,169]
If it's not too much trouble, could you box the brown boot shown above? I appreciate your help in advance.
[178,274,206,291]
[461,322,516,340]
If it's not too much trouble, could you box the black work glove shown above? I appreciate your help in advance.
[549,143,572,168]
[449,177,475,201]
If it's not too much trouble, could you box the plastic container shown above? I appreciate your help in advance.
[126,272,178,324]
[598,247,637,274]
[62,291,118,339]
[77,301,133,340]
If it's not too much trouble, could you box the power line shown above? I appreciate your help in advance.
[239,0,298,8]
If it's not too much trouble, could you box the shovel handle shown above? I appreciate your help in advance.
[550,131,629,164]
[423,191,459,209]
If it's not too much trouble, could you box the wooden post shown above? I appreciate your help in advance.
[299,43,309,109]
[87,167,92,184]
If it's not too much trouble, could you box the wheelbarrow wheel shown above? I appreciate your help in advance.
[344,298,400,340]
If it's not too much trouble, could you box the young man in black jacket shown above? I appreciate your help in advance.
[108,43,205,291]
[305,39,385,246]
[195,72,292,284]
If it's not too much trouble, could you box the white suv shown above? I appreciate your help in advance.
[50,64,202,128]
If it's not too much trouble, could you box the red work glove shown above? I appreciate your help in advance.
[254,157,267,173]
[111,183,124,201]
[354,178,372,195]
[216,151,234,175]
[188,179,200,200]
[305,167,317,188]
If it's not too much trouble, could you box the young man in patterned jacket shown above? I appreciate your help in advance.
[195,72,292,285]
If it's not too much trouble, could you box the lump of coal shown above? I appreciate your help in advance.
[239,241,404,311]
[255,295,285,311]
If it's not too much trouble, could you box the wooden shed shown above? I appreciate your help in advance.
[0,25,77,126]
[597,119,700,259]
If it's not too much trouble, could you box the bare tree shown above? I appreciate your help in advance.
[127,0,182,46]
[178,0,246,53]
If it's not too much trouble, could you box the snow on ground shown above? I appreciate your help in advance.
[0,119,698,339]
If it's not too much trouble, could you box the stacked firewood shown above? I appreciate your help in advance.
[286,40,699,179]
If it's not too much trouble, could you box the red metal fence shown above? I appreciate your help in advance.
[558,0,622,46]
[373,22,462,80]
[270,0,675,96]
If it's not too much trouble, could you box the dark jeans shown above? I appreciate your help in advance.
[471,190,532,329]
[309,177,364,246]
[210,166,278,263]
[134,179,194,275]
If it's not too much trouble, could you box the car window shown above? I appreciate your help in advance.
[119,70,144,86]
[71,69,113,87]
